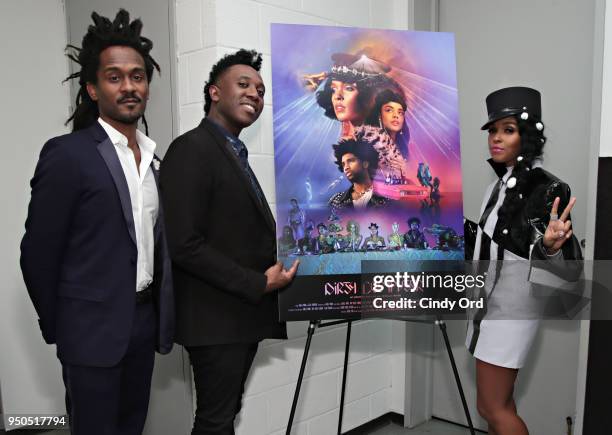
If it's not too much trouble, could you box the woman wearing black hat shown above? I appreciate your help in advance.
[465,87,582,434]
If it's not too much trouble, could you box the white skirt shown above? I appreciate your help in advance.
[466,318,539,369]
[465,253,541,369]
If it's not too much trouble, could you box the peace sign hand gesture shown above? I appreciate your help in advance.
[543,196,576,255]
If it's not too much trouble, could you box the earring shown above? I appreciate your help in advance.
[378,117,383,129]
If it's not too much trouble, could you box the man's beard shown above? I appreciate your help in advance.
[110,110,144,125]
[111,93,145,125]
[349,171,369,185]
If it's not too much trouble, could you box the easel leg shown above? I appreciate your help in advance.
[436,319,476,435]
[286,321,318,435]
[337,321,352,434]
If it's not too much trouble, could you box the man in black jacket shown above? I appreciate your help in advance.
[21,10,174,435]
[160,49,298,435]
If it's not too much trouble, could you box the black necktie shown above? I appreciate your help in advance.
[233,140,265,205]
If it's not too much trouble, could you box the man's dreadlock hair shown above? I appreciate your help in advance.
[203,49,262,115]
[64,9,160,133]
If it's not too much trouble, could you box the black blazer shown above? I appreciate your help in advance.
[160,118,286,346]
[20,122,174,367]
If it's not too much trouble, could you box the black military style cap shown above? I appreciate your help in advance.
[481,86,542,130]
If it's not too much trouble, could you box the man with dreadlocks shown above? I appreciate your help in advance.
[161,49,299,434]
[20,10,173,435]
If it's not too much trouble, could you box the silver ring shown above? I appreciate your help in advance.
[558,231,565,239]
[550,213,559,221]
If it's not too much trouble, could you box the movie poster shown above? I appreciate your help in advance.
[271,24,464,320]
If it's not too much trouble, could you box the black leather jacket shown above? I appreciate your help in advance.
[328,186,388,210]
[465,160,583,269]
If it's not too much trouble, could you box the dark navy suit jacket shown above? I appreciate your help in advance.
[20,122,174,367]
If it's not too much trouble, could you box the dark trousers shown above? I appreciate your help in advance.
[61,300,156,435]
[187,342,259,435]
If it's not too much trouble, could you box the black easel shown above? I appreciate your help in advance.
[285,318,475,435]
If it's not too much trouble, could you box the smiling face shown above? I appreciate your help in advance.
[86,46,149,127]
[331,80,362,123]
[208,64,265,135]
[380,101,405,134]
[487,117,522,166]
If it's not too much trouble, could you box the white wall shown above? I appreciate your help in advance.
[0,0,71,421]
[173,1,411,433]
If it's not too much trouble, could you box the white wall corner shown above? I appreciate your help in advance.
[176,0,203,54]
[394,0,411,30]
[390,320,407,413]
[403,322,434,428]
[407,0,437,31]
[201,0,217,48]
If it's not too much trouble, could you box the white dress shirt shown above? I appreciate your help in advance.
[98,118,158,292]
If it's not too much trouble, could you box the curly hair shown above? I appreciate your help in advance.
[203,49,262,115]
[64,9,160,132]
[365,88,410,158]
[316,73,403,121]
[495,116,546,247]
[333,138,379,178]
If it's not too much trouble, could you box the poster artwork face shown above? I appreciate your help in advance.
[271,24,465,320]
